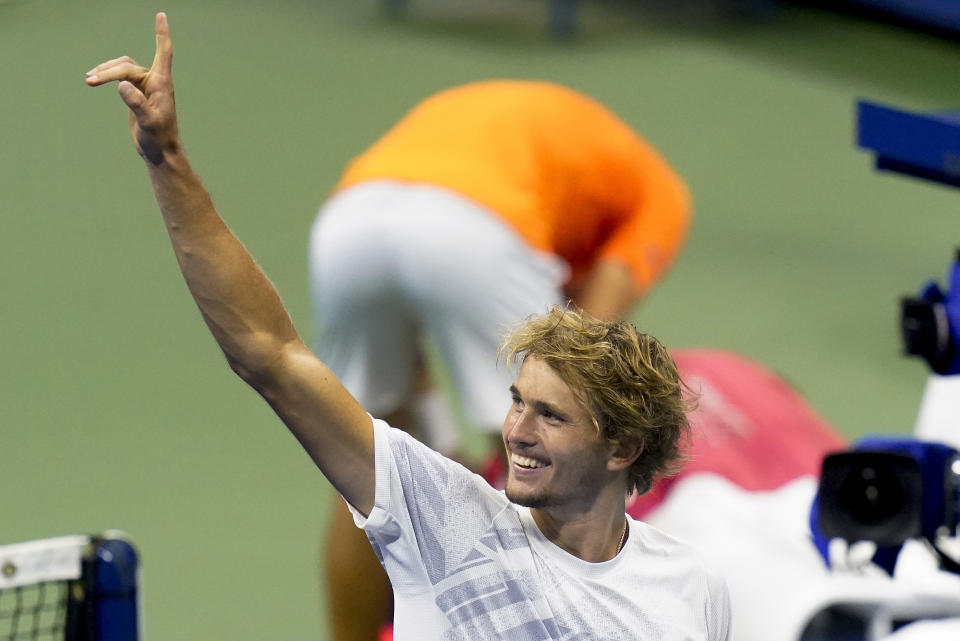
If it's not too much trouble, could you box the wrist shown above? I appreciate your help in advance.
[135,121,182,166]
[141,138,185,168]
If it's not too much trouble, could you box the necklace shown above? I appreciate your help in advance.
[616,519,628,554]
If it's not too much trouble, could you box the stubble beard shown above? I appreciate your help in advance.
[505,482,550,509]
[505,463,606,512]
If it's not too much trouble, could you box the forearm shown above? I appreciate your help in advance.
[145,147,300,380]
[571,260,639,322]
[87,12,377,515]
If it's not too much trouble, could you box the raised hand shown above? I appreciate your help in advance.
[86,12,178,165]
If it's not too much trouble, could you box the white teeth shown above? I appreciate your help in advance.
[512,454,547,469]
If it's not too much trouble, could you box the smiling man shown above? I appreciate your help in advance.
[85,13,730,640]
[327,307,731,639]
[497,309,706,564]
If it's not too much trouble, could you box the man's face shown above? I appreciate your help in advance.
[501,356,614,513]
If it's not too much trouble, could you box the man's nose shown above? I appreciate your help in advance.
[505,407,536,445]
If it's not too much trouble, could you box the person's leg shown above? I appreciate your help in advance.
[323,502,393,641]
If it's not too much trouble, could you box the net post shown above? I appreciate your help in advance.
[92,537,139,641]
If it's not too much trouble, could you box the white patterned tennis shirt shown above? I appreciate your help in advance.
[347,417,731,641]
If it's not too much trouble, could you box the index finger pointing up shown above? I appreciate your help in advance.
[152,12,173,75]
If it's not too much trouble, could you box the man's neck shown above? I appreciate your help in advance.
[529,498,628,563]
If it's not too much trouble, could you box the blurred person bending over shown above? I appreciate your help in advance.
[85,14,727,641]
[309,79,691,640]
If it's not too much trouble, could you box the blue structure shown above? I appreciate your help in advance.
[845,0,960,34]
[857,100,960,189]
[857,100,960,376]
[92,538,140,641]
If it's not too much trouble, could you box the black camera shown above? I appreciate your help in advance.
[901,249,960,375]
[811,437,960,574]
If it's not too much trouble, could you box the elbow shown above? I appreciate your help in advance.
[222,331,296,389]
[225,351,259,383]
[197,308,300,387]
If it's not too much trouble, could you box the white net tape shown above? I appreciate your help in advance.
[0,536,88,591]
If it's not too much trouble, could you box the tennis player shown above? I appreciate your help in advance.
[85,14,730,640]
[310,78,693,641]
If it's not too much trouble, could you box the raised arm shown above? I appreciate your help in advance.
[568,259,638,322]
[85,13,375,515]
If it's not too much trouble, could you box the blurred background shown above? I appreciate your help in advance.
[2,0,960,639]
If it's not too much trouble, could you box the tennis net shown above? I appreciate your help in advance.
[0,533,139,641]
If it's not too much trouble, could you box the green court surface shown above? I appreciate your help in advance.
[2,1,959,639]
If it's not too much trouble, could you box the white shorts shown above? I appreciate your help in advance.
[308,181,567,432]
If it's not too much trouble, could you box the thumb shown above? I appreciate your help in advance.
[118,81,147,119]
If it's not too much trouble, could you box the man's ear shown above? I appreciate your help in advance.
[607,440,643,472]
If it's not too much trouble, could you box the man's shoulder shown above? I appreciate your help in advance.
[629,517,688,547]
[629,518,718,570]
[629,518,731,621]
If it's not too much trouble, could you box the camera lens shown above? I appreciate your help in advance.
[818,452,923,546]
[839,465,905,526]
[901,298,956,374]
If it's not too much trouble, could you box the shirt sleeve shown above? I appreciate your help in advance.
[346,417,509,592]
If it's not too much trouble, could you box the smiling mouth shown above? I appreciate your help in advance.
[511,453,549,469]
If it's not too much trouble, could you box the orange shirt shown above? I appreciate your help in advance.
[336,80,691,294]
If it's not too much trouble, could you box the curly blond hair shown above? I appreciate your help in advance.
[500,305,692,496]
